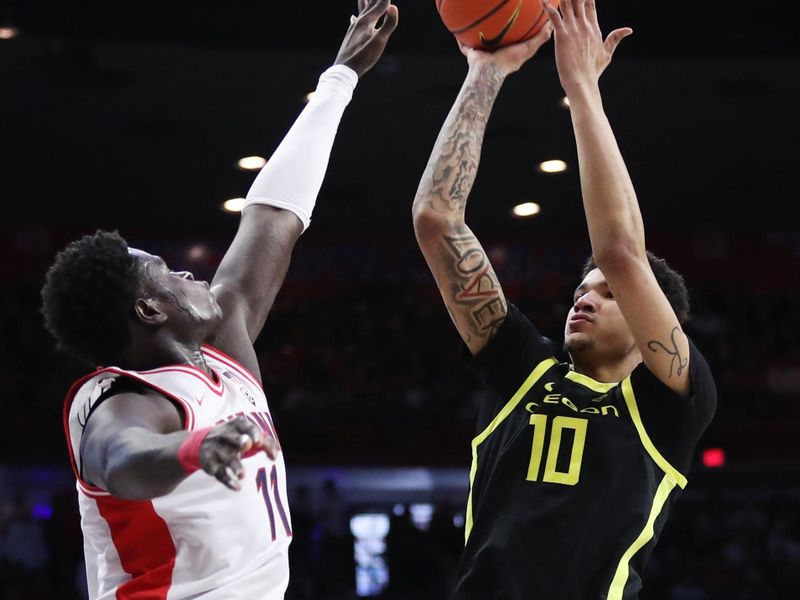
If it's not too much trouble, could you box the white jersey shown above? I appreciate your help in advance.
[63,345,292,600]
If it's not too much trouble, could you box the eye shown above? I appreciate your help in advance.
[605,291,614,299]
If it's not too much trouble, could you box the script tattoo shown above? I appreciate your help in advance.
[414,63,504,215]
[647,327,688,378]
[444,234,506,342]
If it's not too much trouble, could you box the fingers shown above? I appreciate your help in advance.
[604,27,633,56]
[229,417,277,459]
[541,0,563,33]
[560,0,576,25]
[202,417,280,490]
[528,20,553,50]
[361,0,391,23]
[377,4,399,39]
[584,0,600,31]
[213,462,244,491]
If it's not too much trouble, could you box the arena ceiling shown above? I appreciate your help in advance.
[1,0,797,232]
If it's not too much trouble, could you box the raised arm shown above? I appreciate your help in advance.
[412,30,552,356]
[209,0,398,373]
[544,0,690,395]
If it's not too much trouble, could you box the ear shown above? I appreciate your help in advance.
[133,297,169,326]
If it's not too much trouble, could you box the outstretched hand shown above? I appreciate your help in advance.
[541,0,632,97]
[334,0,399,78]
[199,417,277,491]
[459,22,553,77]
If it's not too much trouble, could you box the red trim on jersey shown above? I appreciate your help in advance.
[62,369,109,492]
[101,369,197,431]
[202,344,263,391]
[63,368,197,495]
[96,496,176,599]
[137,365,224,397]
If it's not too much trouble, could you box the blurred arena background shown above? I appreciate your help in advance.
[1,1,799,598]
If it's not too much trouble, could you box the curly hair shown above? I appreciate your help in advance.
[582,251,691,324]
[41,230,143,366]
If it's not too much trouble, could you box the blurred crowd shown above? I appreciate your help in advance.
[1,481,799,599]
[1,229,799,597]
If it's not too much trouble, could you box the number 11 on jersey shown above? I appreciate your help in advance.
[256,465,292,540]
[526,415,587,486]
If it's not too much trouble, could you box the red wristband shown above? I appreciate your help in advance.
[177,427,212,475]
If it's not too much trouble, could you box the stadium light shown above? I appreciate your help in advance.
[512,202,541,218]
[538,159,568,174]
[236,156,266,171]
[222,198,246,213]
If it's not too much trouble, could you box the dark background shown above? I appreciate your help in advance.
[1,1,799,599]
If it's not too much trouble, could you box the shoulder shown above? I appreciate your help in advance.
[470,303,558,375]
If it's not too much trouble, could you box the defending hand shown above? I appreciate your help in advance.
[542,0,632,97]
[199,417,277,491]
[334,0,399,77]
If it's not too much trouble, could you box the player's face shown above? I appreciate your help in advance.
[564,268,636,361]
[131,249,223,329]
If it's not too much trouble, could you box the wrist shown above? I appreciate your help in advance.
[176,427,212,475]
[564,80,602,104]
[317,64,359,102]
[469,59,508,80]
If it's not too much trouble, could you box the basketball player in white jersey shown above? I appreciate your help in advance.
[40,2,398,598]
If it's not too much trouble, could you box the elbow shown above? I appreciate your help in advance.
[412,200,462,240]
[103,454,178,501]
[591,238,646,276]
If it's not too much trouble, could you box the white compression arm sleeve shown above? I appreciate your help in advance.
[243,64,359,231]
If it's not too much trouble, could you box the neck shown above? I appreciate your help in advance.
[121,337,212,376]
[570,348,642,384]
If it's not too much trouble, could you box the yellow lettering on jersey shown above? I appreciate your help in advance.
[562,397,579,412]
[525,402,539,413]
[543,393,560,404]
[543,417,588,486]
[544,382,556,392]
[580,406,600,414]
[525,414,548,481]
[526,416,588,486]
[601,405,620,417]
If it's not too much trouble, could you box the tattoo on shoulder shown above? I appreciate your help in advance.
[444,233,506,341]
[647,327,689,378]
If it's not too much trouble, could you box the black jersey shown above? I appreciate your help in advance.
[452,304,716,600]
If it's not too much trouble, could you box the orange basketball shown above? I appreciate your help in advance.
[436,0,559,51]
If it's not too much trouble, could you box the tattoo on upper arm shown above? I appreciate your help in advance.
[647,327,688,377]
[444,233,506,342]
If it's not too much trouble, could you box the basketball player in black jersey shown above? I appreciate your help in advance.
[412,1,715,598]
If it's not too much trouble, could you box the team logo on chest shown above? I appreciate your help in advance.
[222,370,257,406]
[525,381,620,418]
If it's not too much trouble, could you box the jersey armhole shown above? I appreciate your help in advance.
[72,371,197,494]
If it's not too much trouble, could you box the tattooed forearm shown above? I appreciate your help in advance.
[444,233,507,341]
[647,327,688,377]
[413,63,506,217]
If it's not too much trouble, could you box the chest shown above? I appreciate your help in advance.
[483,376,640,486]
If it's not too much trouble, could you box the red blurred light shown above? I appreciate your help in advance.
[702,448,726,468]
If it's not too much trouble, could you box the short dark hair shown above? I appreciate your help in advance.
[41,230,143,365]
[582,251,691,324]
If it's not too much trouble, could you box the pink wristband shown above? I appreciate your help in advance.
[177,427,212,474]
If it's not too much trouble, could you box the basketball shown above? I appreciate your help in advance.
[436,0,559,51]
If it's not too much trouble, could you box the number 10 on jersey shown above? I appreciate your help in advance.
[526,415,587,486]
